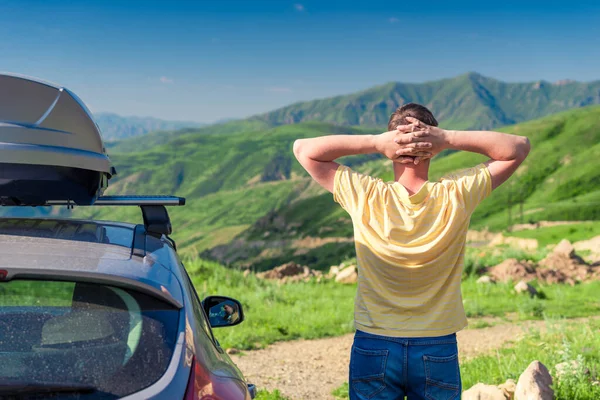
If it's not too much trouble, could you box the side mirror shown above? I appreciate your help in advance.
[202,296,244,328]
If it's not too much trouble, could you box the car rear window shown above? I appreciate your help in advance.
[0,219,134,248]
[0,279,180,398]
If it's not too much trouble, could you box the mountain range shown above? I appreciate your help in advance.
[4,72,600,271]
[109,72,600,154]
[94,112,205,141]
[253,72,600,130]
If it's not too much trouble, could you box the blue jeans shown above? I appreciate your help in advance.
[349,330,461,400]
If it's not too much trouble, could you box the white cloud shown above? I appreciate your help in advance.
[294,3,305,12]
[389,17,399,23]
[160,76,174,84]
[266,87,292,93]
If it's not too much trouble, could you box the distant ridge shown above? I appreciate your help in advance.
[95,112,205,141]
[252,72,600,130]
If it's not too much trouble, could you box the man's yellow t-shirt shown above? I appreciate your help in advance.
[333,163,492,337]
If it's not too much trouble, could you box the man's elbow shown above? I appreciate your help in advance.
[293,139,304,160]
[516,137,531,161]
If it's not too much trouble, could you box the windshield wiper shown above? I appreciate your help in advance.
[0,382,103,396]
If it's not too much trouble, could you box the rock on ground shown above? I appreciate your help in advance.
[514,280,538,297]
[537,239,593,283]
[498,379,516,399]
[256,262,323,283]
[487,239,599,285]
[462,383,508,400]
[489,259,535,283]
[335,265,357,284]
[514,360,553,400]
[477,275,495,284]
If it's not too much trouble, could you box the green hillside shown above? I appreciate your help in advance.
[63,106,600,272]
[110,73,600,154]
[254,72,600,130]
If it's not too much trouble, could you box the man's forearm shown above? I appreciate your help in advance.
[444,130,530,161]
[293,135,378,162]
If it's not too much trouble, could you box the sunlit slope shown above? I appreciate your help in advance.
[110,72,600,153]
[65,106,600,269]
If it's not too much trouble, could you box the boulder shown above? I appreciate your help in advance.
[553,239,574,257]
[477,275,495,284]
[329,265,340,277]
[489,259,535,283]
[535,268,574,286]
[539,239,589,273]
[257,262,322,283]
[537,239,592,283]
[514,361,553,400]
[514,281,538,297]
[462,383,507,400]
[498,379,516,400]
[257,262,305,280]
[335,265,358,284]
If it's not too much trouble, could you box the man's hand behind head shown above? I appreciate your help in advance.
[375,129,433,164]
[394,117,450,164]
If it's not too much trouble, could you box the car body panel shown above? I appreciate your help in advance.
[0,217,252,399]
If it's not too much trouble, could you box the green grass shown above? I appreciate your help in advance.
[186,256,600,351]
[255,389,289,400]
[186,258,356,350]
[461,319,600,399]
[461,278,600,320]
[505,221,600,248]
[333,319,600,399]
[332,383,349,399]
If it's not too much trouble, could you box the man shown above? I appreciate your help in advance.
[293,103,530,400]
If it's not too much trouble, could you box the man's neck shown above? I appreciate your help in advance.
[393,160,430,195]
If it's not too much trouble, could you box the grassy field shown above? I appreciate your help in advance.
[187,254,600,351]
[187,258,356,350]
[332,319,600,399]
[504,221,600,248]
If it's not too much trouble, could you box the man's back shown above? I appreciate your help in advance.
[334,163,491,337]
[293,102,530,399]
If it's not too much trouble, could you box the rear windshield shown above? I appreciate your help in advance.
[0,279,180,398]
[0,219,134,248]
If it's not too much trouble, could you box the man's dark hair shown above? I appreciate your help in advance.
[387,103,438,131]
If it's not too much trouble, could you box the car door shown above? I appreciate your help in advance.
[178,263,248,383]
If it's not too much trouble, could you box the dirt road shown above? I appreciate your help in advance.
[231,319,554,400]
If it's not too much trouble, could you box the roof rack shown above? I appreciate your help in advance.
[45,195,186,238]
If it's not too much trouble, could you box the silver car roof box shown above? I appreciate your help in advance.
[0,73,114,206]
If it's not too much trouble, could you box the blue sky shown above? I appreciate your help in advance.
[1,0,599,122]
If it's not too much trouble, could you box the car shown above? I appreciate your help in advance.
[0,73,256,399]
